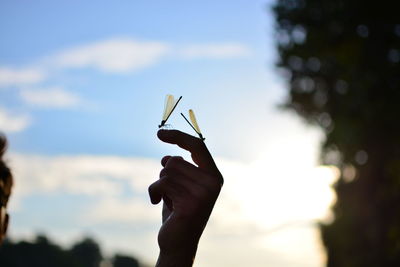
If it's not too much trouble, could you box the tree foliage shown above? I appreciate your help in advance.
[70,237,102,267]
[273,0,400,266]
[113,254,140,267]
[0,235,144,267]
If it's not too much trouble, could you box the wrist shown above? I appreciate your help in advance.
[156,247,197,267]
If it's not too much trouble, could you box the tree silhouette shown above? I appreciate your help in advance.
[273,0,400,266]
[113,254,140,267]
[0,235,146,267]
[70,237,102,267]
[0,235,77,267]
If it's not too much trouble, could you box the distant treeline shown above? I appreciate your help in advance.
[0,235,148,267]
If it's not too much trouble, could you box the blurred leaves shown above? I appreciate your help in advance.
[0,235,146,267]
[274,0,400,266]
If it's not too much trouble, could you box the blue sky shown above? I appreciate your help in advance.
[1,0,279,158]
[0,1,338,266]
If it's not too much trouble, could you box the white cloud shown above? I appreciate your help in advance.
[6,153,161,265]
[51,39,250,73]
[179,43,251,59]
[8,154,159,208]
[0,108,32,133]
[8,152,338,224]
[7,151,338,229]
[0,67,45,88]
[53,39,170,73]
[1,40,251,84]
[6,152,337,267]
[20,87,82,108]
[85,197,159,224]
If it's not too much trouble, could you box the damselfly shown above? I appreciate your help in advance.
[159,95,182,128]
[181,109,205,141]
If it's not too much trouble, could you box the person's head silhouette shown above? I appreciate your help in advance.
[0,135,13,244]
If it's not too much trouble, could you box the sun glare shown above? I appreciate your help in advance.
[214,147,340,266]
[220,144,340,231]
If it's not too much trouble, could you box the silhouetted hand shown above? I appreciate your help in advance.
[149,130,223,267]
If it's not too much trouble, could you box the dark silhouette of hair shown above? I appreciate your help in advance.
[0,135,13,206]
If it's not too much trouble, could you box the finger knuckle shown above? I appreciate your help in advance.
[165,156,180,168]
[161,155,170,165]
[159,168,168,178]
[217,173,224,186]
[165,157,186,172]
[148,182,157,194]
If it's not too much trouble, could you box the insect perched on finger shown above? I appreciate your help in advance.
[159,95,182,128]
[181,109,205,141]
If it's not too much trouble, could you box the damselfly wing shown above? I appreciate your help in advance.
[159,95,182,128]
[181,109,205,141]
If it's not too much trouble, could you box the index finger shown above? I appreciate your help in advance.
[157,129,218,171]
